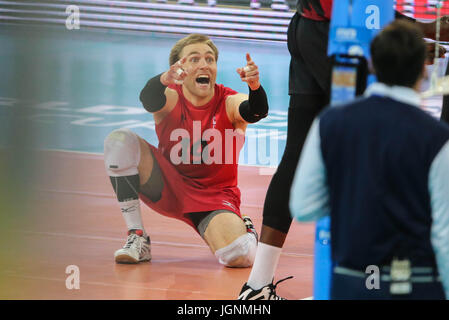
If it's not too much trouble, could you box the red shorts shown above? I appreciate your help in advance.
[139,142,242,231]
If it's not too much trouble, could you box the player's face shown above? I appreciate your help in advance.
[180,43,217,100]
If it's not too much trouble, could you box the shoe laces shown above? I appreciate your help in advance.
[267,276,294,300]
[242,215,258,240]
[124,233,144,251]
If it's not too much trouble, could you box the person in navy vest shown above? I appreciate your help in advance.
[290,20,449,299]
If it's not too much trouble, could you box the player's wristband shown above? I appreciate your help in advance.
[239,85,269,123]
[139,73,167,113]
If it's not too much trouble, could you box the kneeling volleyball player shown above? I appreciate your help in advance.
[104,34,269,268]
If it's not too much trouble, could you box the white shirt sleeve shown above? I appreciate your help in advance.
[289,118,330,222]
[429,140,449,299]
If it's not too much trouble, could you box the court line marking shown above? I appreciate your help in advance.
[34,148,279,170]
[1,273,229,298]
[33,188,267,209]
[21,230,209,249]
[35,148,102,155]
[19,230,314,258]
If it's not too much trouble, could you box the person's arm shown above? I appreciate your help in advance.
[394,10,447,61]
[429,140,449,299]
[237,85,269,123]
[394,9,441,39]
[228,53,269,125]
[139,57,187,114]
[289,118,330,222]
[395,10,416,23]
[395,9,449,42]
[139,73,168,113]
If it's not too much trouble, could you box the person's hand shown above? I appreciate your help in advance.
[160,57,188,85]
[236,53,260,90]
[425,42,447,65]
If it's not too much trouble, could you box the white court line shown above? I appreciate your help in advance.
[18,230,313,258]
[34,148,280,171]
[20,230,209,249]
[1,273,221,297]
[33,188,267,209]
[300,296,314,300]
[35,148,103,156]
[34,188,114,199]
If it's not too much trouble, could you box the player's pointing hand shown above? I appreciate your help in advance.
[161,57,188,85]
[237,53,260,91]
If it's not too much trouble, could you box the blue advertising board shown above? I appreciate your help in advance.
[313,0,394,300]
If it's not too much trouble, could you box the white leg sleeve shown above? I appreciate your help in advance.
[104,128,141,177]
[214,233,258,268]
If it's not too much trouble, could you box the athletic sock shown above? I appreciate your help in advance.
[118,199,148,237]
[110,175,148,238]
[247,242,282,290]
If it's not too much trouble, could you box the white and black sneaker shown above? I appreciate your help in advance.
[242,215,258,241]
[114,229,151,264]
[237,276,293,300]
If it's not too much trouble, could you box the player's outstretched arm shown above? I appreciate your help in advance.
[411,15,449,42]
[139,57,187,114]
[395,12,446,63]
[227,53,269,125]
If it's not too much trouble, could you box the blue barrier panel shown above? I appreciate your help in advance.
[328,0,395,58]
[313,216,331,300]
[313,0,394,300]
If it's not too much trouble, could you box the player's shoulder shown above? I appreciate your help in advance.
[215,83,239,96]
[219,83,243,105]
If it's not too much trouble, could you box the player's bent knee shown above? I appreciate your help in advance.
[104,128,141,177]
[214,233,257,268]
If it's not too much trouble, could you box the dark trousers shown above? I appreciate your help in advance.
[261,13,331,233]
[262,94,328,233]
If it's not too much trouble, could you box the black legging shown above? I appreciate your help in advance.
[262,93,329,233]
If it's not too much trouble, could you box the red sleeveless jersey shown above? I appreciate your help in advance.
[153,83,244,215]
[299,0,333,21]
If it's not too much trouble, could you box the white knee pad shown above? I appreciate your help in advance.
[104,128,141,177]
[215,233,258,268]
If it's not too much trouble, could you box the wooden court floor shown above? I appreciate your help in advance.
[0,150,315,300]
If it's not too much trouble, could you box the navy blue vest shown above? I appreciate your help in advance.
[319,95,449,270]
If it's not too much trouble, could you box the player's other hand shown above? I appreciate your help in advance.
[237,53,260,91]
[161,57,188,85]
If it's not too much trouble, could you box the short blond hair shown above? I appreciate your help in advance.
[169,34,219,66]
